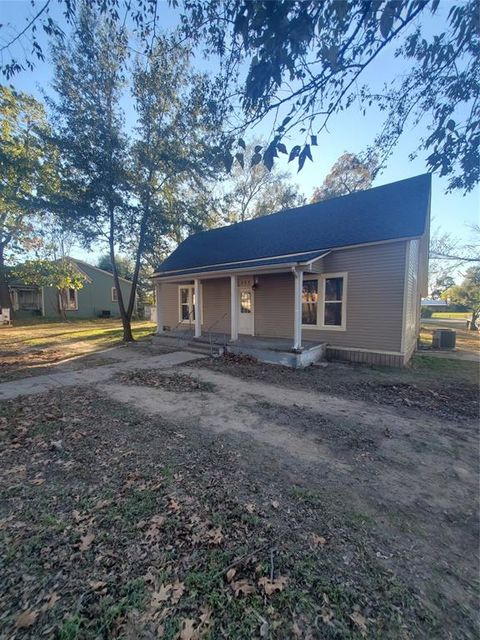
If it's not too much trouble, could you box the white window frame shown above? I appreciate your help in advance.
[302,272,347,331]
[60,287,78,311]
[178,285,203,324]
[112,286,118,302]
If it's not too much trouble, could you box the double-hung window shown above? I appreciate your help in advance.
[59,287,78,311]
[178,286,197,323]
[302,273,347,330]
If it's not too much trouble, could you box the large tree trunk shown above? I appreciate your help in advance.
[469,310,479,331]
[108,208,133,342]
[0,244,12,311]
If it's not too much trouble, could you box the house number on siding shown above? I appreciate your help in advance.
[238,277,253,288]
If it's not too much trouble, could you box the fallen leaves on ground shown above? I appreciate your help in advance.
[15,609,38,629]
[258,576,288,595]
[231,579,256,597]
[78,532,95,551]
[116,369,215,393]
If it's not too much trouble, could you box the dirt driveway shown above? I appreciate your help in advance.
[0,353,478,639]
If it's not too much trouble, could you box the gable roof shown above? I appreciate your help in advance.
[155,173,431,277]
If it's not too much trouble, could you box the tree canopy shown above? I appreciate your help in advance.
[181,0,479,192]
[443,266,480,329]
[222,140,304,223]
[1,1,478,192]
[0,85,56,309]
[311,153,377,203]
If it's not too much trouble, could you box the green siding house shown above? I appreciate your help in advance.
[10,259,134,319]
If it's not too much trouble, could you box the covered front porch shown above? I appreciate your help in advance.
[152,253,329,368]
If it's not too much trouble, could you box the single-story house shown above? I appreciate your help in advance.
[10,258,134,319]
[152,174,431,367]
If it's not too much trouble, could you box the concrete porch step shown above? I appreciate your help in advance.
[151,334,221,356]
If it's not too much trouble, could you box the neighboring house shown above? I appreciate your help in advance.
[10,258,134,319]
[153,174,431,367]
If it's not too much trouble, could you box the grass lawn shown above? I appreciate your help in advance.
[0,319,156,381]
[420,322,479,354]
[431,311,471,319]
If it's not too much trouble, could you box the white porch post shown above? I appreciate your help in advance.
[293,269,303,351]
[155,280,164,334]
[230,275,238,341]
[194,278,202,338]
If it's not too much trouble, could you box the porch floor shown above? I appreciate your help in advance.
[163,329,321,353]
[153,330,326,369]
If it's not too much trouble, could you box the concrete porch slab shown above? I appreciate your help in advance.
[152,331,326,368]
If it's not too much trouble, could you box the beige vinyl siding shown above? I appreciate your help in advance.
[202,278,231,332]
[159,282,181,330]
[303,241,406,351]
[252,242,407,352]
[254,273,294,337]
[158,278,231,332]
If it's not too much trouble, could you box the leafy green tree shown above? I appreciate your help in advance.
[182,0,479,193]
[311,153,377,203]
[13,258,87,319]
[443,266,480,330]
[48,7,133,337]
[222,140,304,223]
[129,34,223,293]
[97,254,134,281]
[0,85,56,310]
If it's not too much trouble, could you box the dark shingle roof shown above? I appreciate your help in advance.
[156,174,431,276]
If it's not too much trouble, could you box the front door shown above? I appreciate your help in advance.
[238,287,254,335]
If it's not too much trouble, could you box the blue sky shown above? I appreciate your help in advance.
[2,0,478,267]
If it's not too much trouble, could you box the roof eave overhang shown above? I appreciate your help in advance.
[152,252,331,282]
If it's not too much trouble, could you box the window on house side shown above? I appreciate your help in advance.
[302,274,346,330]
[324,277,343,326]
[112,287,118,302]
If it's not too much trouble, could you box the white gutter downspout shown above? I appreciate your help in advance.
[292,268,303,352]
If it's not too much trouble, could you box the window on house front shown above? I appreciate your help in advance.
[302,274,347,330]
[112,287,118,302]
[240,291,252,313]
[302,280,318,325]
[179,286,196,322]
[60,288,78,311]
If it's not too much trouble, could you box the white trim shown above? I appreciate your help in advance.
[194,279,202,338]
[326,345,405,357]
[302,272,348,331]
[178,284,202,325]
[230,275,238,341]
[400,241,410,354]
[155,281,163,333]
[152,236,423,278]
[237,284,255,336]
[293,269,303,350]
